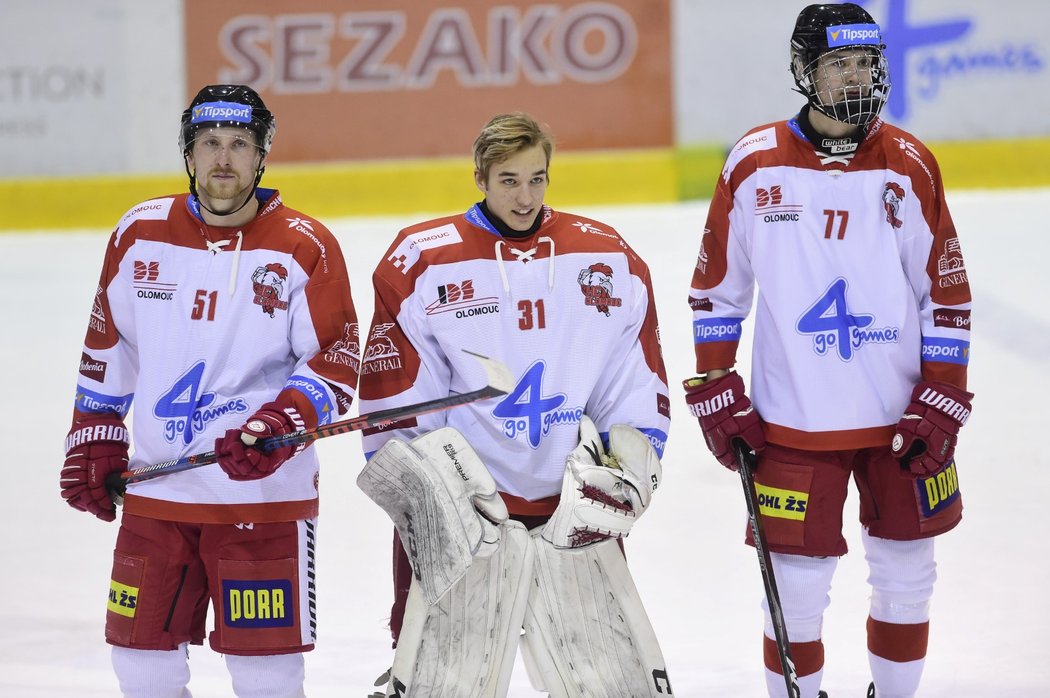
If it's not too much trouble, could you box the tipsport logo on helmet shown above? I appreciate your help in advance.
[192,101,253,124]
[826,23,882,47]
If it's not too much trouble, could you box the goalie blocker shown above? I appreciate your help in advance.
[357,428,509,606]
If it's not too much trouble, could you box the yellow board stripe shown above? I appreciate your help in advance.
[3,138,1048,232]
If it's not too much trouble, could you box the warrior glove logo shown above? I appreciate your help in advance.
[916,386,971,425]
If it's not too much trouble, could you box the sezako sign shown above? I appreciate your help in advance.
[184,0,673,163]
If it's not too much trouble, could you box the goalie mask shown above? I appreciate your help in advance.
[790,3,891,127]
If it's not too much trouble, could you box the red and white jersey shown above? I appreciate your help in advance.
[359,205,669,513]
[72,190,360,523]
[691,117,971,450]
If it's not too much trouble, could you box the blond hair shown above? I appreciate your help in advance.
[472,113,555,181]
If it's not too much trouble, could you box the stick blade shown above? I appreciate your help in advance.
[462,350,515,395]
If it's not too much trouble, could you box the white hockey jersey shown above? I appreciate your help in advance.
[71,190,359,523]
[359,205,670,513]
[691,116,971,450]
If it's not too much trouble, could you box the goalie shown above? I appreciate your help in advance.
[356,112,674,697]
[359,417,670,697]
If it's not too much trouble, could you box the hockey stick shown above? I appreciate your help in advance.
[106,351,514,495]
[736,442,802,698]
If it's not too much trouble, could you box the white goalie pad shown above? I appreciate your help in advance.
[522,530,673,697]
[357,428,509,605]
[383,521,534,698]
[543,416,663,548]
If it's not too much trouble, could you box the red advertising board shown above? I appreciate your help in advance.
[184,0,672,163]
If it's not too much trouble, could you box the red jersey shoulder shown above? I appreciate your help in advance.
[389,213,470,254]
[112,194,182,246]
[374,213,473,286]
[291,217,347,279]
[720,120,794,187]
[550,210,622,249]
[865,121,942,197]
[550,210,651,279]
[262,202,342,265]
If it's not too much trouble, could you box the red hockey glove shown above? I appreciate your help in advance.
[215,401,306,481]
[61,413,130,522]
[684,372,765,471]
[892,381,973,478]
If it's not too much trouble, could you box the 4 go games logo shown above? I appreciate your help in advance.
[494,361,582,448]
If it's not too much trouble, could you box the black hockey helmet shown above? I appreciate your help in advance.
[179,84,276,155]
[790,3,890,127]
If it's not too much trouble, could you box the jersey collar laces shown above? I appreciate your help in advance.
[204,230,244,296]
[494,236,556,294]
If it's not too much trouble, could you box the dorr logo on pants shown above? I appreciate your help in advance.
[215,556,304,652]
[916,460,961,517]
[223,579,294,628]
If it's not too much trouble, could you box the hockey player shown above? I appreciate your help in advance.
[59,84,360,697]
[357,113,673,696]
[683,5,973,698]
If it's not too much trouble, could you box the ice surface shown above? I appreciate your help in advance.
[3,189,1048,696]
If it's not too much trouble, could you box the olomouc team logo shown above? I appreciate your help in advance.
[882,182,905,229]
[252,263,289,317]
[577,263,622,316]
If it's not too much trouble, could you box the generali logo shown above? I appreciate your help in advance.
[324,322,361,372]
[362,323,403,375]
[937,238,968,289]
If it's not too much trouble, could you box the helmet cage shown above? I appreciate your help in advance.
[793,45,890,126]
[789,5,891,127]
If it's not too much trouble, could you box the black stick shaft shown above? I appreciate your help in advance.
[107,384,506,493]
[737,443,801,698]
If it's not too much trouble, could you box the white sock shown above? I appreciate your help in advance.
[869,654,924,698]
[111,643,192,698]
[225,652,306,698]
[764,666,824,698]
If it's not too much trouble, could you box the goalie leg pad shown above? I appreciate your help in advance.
[522,530,673,697]
[357,428,508,605]
[385,521,534,698]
